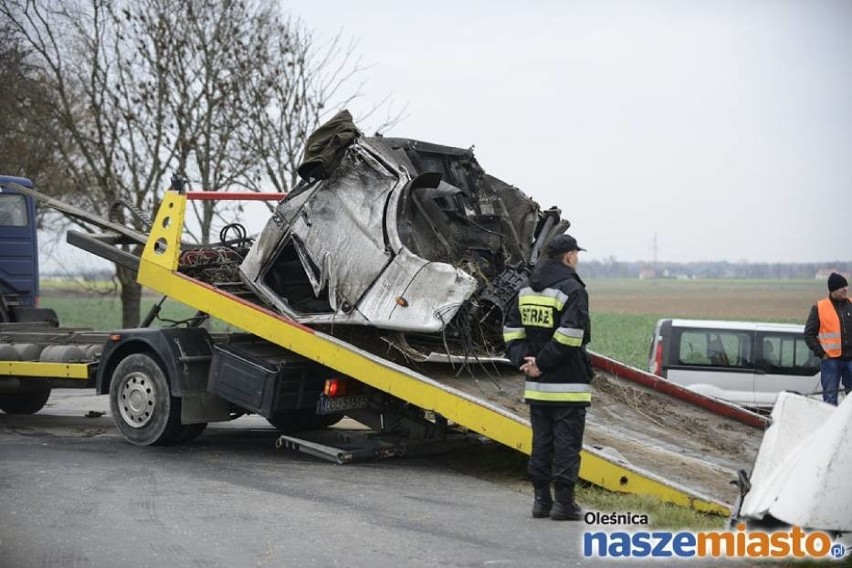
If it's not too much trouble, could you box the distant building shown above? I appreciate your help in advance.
[815,269,849,281]
[639,268,657,280]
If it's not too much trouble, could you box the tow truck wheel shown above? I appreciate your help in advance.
[0,388,51,414]
[174,423,207,443]
[109,353,182,446]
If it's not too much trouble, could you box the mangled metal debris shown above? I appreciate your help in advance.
[239,110,569,360]
[736,392,852,534]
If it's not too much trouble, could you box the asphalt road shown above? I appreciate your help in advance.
[0,390,599,568]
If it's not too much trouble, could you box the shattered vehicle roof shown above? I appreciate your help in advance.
[239,112,569,359]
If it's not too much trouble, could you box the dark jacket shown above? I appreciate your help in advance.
[503,259,593,406]
[805,297,852,359]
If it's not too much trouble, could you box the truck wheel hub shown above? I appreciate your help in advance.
[118,373,156,428]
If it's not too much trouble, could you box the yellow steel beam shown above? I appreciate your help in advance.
[0,361,91,379]
[580,448,728,515]
[142,191,185,272]
[136,190,730,515]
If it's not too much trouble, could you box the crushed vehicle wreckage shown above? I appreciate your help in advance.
[238,110,569,361]
[734,391,852,539]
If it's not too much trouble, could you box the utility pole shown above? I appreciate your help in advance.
[652,233,658,269]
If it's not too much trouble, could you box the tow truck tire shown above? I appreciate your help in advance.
[0,388,52,414]
[174,423,207,443]
[266,409,344,432]
[109,353,182,446]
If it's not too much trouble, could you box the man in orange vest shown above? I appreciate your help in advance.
[805,272,852,405]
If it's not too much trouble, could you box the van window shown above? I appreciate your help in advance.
[677,330,752,368]
[759,334,820,376]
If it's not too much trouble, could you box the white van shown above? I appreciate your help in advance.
[648,319,822,409]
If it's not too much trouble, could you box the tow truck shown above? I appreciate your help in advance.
[1,143,769,517]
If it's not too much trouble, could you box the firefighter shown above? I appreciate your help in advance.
[805,272,852,405]
[503,234,593,521]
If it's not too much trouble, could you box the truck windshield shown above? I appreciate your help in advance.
[0,194,29,226]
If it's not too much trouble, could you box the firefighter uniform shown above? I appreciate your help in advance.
[503,236,593,520]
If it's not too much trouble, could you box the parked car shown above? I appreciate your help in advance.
[648,318,822,409]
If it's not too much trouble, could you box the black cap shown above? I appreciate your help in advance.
[828,272,848,292]
[546,234,586,256]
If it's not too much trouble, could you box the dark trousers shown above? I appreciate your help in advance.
[528,404,586,488]
[820,358,852,405]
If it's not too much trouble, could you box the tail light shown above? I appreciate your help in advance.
[651,340,663,376]
[322,377,365,398]
[324,378,356,397]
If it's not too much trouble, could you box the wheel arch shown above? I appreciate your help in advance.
[97,339,162,395]
[96,328,213,396]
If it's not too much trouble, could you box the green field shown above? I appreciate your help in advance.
[587,278,822,322]
[41,295,197,329]
[586,278,823,369]
[589,313,657,369]
[41,290,235,332]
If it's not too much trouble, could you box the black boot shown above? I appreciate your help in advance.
[531,484,553,519]
[550,484,582,521]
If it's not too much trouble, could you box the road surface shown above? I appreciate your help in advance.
[1,390,603,568]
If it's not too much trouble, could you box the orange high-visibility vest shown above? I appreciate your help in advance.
[817,298,850,357]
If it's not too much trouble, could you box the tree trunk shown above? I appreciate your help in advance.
[117,264,142,328]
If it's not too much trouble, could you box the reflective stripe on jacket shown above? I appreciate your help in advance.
[817,298,844,357]
[503,259,593,407]
[524,381,592,403]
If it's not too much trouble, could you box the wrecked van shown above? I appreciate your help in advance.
[240,111,569,359]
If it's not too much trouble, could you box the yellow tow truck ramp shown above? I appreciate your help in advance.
[129,187,760,516]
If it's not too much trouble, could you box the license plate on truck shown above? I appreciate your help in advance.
[317,394,369,414]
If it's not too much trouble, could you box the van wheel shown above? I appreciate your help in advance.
[109,353,182,446]
[0,388,51,414]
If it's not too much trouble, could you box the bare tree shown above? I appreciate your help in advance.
[0,0,158,326]
[1,0,397,327]
[123,0,280,243]
[240,18,406,198]
[241,19,361,195]
[0,21,70,195]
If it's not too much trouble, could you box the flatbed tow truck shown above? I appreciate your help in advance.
[0,176,769,518]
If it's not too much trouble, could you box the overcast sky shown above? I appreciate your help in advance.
[288,0,852,263]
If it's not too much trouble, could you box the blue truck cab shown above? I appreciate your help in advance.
[0,175,40,316]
